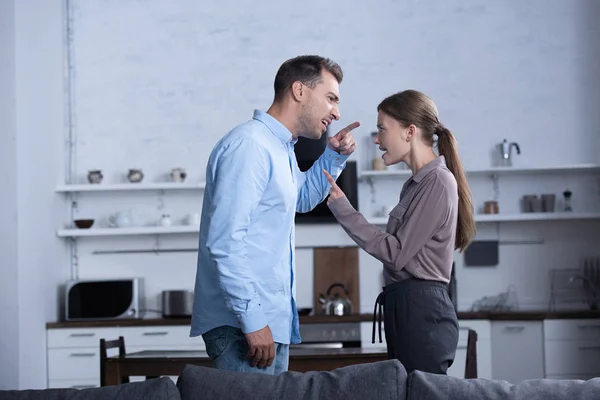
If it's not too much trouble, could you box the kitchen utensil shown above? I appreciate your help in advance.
[107,210,133,228]
[523,195,541,213]
[87,170,103,184]
[318,283,354,316]
[541,194,556,212]
[185,213,201,226]
[159,214,172,227]
[499,139,521,166]
[74,219,94,229]
[471,286,518,312]
[563,190,573,211]
[170,168,187,182]
[483,200,499,214]
[162,290,193,318]
[127,169,144,183]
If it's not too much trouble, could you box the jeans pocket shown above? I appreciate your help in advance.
[202,327,227,360]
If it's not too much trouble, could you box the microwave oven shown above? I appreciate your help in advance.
[65,278,143,321]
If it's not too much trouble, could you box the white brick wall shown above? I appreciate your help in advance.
[68,0,600,181]
[66,0,600,314]
[3,0,600,388]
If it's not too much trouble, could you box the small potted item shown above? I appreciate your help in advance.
[87,170,103,184]
[127,169,144,183]
[171,168,187,183]
[159,214,172,227]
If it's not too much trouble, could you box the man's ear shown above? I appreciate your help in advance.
[291,81,304,102]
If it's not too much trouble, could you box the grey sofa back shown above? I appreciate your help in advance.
[408,370,600,400]
[2,360,599,400]
[0,377,180,400]
[176,359,408,400]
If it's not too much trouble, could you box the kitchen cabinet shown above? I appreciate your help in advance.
[46,325,205,388]
[47,327,118,389]
[360,319,493,380]
[491,321,545,382]
[543,319,600,380]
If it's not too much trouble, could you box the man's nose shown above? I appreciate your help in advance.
[331,105,340,121]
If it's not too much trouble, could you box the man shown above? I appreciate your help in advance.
[190,55,359,375]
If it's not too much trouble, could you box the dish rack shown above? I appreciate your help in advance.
[549,265,600,311]
[471,285,519,312]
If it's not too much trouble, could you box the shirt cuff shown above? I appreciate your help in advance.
[237,306,269,334]
[323,146,350,166]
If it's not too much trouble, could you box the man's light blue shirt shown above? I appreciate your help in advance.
[190,110,349,344]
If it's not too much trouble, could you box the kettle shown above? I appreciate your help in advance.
[499,139,521,166]
[318,283,354,316]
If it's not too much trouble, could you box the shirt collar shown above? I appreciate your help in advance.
[252,109,296,145]
[412,155,446,183]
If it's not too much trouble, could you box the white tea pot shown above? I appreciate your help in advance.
[107,210,133,228]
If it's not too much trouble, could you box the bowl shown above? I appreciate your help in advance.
[74,219,94,229]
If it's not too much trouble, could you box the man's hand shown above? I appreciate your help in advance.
[328,121,360,155]
[245,325,275,369]
[323,169,347,205]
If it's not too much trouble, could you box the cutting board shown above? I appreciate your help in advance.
[313,247,359,315]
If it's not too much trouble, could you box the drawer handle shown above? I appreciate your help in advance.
[71,385,96,389]
[456,345,467,350]
[69,353,95,357]
[504,326,525,332]
[69,333,95,337]
[142,331,169,336]
[578,346,600,351]
[577,325,600,330]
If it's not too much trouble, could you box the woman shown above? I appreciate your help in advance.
[323,89,475,375]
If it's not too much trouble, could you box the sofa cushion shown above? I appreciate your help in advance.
[177,359,407,400]
[407,370,600,400]
[0,377,180,400]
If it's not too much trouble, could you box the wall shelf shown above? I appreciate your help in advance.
[367,212,600,225]
[57,225,199,237]
[55,182,206,192]
[359,163,600,180]
[56,212,600,237]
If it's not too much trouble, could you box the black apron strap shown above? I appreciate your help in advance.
[372,290,384,344]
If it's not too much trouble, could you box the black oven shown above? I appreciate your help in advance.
[292,322,362,349]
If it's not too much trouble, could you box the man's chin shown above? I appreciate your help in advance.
[304,131,323,140]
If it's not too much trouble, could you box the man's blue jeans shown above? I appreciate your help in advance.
[202,325,289,375]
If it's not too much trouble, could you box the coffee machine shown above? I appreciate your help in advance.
[499,138,521,166]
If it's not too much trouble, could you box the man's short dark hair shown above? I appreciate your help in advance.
[273,55,343,101]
